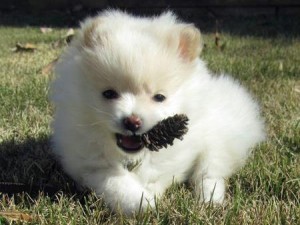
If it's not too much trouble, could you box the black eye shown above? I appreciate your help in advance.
[153,94,166,102]
[102,89,119,100]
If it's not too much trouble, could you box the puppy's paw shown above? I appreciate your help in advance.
[114,190,155,215]
[146,182,165,197]
[198,178,225,204]
[99,174,155,215]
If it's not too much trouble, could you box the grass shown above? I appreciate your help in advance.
[0,14,299,224]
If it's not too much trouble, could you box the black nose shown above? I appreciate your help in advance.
[123,115,142,133]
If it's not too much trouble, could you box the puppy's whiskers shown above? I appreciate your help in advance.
[88,105,113,117]
[76,119,107,127]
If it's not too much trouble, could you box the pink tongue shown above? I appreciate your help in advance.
[121,136,142,149]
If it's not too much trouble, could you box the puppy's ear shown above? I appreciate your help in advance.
[80,17,103,48]
[177,25,202,61]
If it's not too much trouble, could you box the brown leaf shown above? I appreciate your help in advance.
[65,28,75,44]
[65,28,75,37]
[0,211,34,222]
[40,27,53,33]
[12,42,37,52]
[52,28,75,48]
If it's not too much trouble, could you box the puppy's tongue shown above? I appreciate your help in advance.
[116,134,143,152]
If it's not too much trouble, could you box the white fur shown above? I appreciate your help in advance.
[51,10,265,215]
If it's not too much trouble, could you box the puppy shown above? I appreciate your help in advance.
[51,10,265,214]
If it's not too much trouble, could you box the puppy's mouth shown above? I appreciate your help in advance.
[115,133,144,153]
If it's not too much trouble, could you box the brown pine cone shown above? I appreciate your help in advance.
[141,114,189,151]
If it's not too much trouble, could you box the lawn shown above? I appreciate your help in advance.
[0,13,299,224]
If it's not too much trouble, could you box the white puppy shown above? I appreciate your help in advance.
[51,10,265,214]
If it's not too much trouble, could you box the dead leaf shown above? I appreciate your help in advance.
[66,28,75,37]
[12,43,37,52]
[40,27,53,33]
[0,211,34,222]
[52,28,75,48]
[65,28,75,44]
[294,85,300,93]
[41,58,58,75]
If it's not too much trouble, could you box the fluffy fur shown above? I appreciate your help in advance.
[51,10,265,214]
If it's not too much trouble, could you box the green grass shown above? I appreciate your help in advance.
[0,15,299,224]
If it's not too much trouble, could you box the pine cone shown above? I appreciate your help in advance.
[141,114,189,151]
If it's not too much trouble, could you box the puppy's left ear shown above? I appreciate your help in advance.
[81,18,102,48]
[177,25,202,62]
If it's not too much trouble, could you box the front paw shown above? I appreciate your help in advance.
[113,189,155,215]
[198,178,225,204]
[99,175,155,215]
[146,182,164,197]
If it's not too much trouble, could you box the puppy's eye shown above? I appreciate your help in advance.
[153,94,166,102]
[102,89,119,100]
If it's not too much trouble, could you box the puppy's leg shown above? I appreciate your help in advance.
[191,151,232,204]
[192,174,226,204]
[84,169,154,215]
[199,177,225,203]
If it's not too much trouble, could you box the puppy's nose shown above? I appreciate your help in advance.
[123,115,142,133]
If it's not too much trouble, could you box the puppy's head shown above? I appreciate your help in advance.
[59,10,202,154]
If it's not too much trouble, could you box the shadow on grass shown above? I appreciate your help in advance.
[0,136,88,199]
